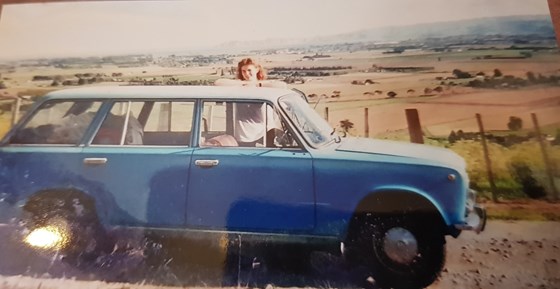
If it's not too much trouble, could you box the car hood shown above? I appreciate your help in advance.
[335,137,466,171]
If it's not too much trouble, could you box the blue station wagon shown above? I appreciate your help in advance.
[0,86,485,289]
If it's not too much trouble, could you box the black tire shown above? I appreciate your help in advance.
[23,192,111,266]
[347,213,445,289]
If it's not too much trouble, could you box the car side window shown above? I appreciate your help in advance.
[200,101,237,147]
[142,101,195,146]
[91,100,194,146]
[200,100,299,148]
[10,100,102,145]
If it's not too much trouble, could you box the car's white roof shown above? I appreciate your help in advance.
[44,85,296,101]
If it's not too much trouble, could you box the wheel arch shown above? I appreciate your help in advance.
[345,188,448,239]
[22,187,102,225]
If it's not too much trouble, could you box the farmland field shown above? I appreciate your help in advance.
[2,49,560,139]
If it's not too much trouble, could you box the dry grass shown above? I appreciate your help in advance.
[482,199,560,221]
[1,50,559,140]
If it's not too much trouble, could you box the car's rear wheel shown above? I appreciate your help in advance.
[23,192,111,266]
[348,213,445,289]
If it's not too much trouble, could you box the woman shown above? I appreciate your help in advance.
[214,58,285,146]
[215,58,287,88]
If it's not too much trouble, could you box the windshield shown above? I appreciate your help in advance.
[279,94,334,147]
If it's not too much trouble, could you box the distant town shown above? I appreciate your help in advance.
[0,32,556,71]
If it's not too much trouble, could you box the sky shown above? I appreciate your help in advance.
[0,0,552,60]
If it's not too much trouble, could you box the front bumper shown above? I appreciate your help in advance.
[454,189,487,234]
[454,205,486,233]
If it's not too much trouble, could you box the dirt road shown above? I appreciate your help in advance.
[431,220,560,289]
[0,220,559,289]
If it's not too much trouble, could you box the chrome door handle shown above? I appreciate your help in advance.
[83,158,108,165]
[195,159,219,168]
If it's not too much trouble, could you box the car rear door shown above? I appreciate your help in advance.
[0,100,104,222]
[80,100,196,227]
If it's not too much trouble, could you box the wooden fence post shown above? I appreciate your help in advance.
[548,0,560,47]
[364,107,369,138]
[476,113,498,202]
[405,109,423,144]
[531,113,559,201]
[10,98,21,127]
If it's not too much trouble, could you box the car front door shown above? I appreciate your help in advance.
[186,100,314,232]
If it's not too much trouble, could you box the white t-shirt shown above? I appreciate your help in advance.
[234,103,279,143]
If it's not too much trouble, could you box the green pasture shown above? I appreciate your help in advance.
[0,114,12,138]
[379,130,560,202]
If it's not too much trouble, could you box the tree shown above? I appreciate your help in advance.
[339,119,354,133]
[526,71,536,82]
[387,91,397,98]
[507,116,523,131]
[0,81,6,89]
[552,128,560,146]
[448,130,458,144]
[493,69,503,78]
[452,69,472,79]
[78,78,87,85]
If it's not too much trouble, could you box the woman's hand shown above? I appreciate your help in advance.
[214,78,287,89]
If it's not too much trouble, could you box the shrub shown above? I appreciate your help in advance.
[508,141,560,198]
[449,140,560,200]
[507,116,523,131]
[448,130,458,144]
[520,51,533,58]
[493,69,503,78]
[468,79,484,87]
[509,161,546,199]
[526,71,536,82]
[452,69,472,79]
[553,128,560,146]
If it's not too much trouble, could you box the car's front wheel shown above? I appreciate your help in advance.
[348,213,446,289]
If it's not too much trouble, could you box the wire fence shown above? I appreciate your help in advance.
[318,103,560,202]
